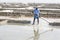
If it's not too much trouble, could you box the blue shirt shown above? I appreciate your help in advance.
[33,9,40,15]
[33,9,40,18]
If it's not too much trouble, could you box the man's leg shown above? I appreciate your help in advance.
[37,17,39,24]
[33,18,35,25]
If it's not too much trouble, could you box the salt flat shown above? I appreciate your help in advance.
[0,17,60,40]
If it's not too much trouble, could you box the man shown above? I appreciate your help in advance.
[32,7,40,25]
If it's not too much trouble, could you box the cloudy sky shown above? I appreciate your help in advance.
[0,0,60,3]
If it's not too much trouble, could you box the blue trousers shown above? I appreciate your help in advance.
[33,14,39,24]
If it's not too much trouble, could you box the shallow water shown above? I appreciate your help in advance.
[0,18,60,40]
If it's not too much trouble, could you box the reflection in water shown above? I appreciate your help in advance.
[0,18,59,40]
[27,25,53,40]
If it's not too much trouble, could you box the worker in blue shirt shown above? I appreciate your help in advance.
[32,7,40,25]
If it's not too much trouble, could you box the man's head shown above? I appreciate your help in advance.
[35,8,38,10]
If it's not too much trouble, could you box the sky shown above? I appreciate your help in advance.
[0,0,60,3]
